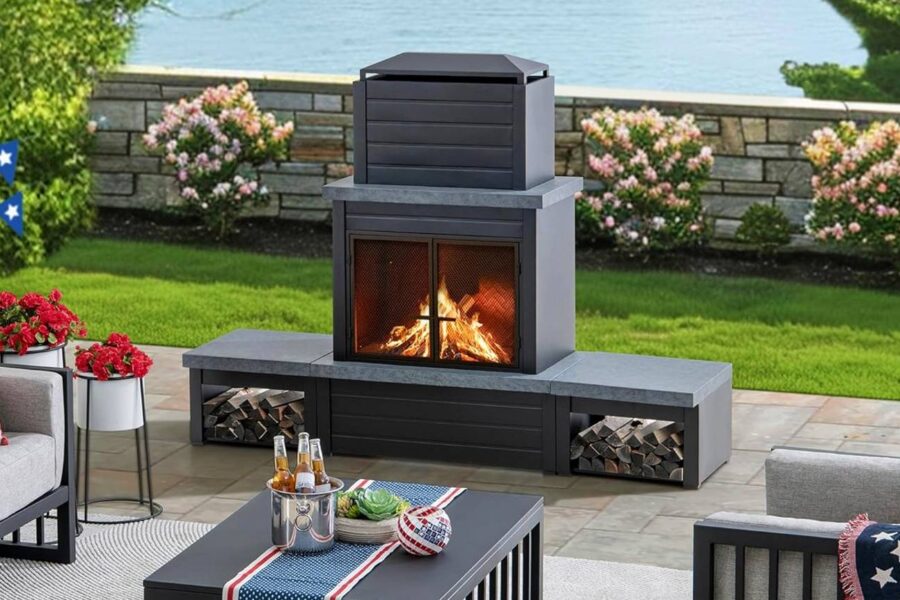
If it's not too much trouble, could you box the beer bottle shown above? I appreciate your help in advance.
[271,435,296,492]
[293,432,315,493]
[310,438,331,493]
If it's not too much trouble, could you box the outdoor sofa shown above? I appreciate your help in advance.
[694,447,900,599]
[0,364,76,563]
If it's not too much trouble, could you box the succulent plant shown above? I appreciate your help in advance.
[337,489,409,521]
[336,491,361,518]
[357,489,410,521]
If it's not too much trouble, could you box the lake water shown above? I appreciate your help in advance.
[130,0,866,97]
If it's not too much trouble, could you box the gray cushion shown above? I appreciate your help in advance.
[0,368,64,487]
[766,448,900,523]
[707,511,845,536]
[0,432,57,520]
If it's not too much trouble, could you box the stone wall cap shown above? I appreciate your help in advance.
[322,176,583,209]
[112,64,356,86]
[109,66,900,120]
[557,83,852,113]
[845,101,900,117]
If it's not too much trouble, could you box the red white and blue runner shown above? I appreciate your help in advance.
[223,480,465,600]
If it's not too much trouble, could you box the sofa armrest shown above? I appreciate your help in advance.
[766,447,900,523]
[0,365,72,487]
[694,512,840,600]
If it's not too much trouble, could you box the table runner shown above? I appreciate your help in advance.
[840,513,900,599]
[223,480,466,600]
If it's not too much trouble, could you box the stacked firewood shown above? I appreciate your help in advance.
[203,388,304,445]
[570,417,685,481]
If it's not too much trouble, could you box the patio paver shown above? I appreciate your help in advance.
[72,343,896,568]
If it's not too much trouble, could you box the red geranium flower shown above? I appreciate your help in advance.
[74,333,153,381]
[0,289,85,353]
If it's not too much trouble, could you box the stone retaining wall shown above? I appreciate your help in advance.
[89,66,900,237]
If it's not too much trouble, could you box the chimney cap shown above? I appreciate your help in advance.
[361,52,549,83]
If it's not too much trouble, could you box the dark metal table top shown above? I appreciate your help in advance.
[144,484,543,600]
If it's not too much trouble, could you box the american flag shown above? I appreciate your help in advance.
[0,140,22,238]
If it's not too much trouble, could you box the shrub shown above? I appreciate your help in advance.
[736,204,792,252]
[578,107,713,250]
[143,82,295,239]
[0,1,150,273]
[804,120,900,256]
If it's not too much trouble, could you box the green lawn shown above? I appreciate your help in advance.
[5,238,899,400]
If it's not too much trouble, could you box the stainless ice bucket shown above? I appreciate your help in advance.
[268,478,344,553]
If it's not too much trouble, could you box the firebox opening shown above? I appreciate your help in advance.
[351,236,518,368]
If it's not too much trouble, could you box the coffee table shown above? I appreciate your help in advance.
[144,484,544,600]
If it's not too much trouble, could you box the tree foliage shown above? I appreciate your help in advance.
[782,0,900,102]
[0,0,150,273]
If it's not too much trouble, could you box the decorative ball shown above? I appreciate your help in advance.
[397,506,452,556]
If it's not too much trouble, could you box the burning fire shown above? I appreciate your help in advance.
[379,278,512,364]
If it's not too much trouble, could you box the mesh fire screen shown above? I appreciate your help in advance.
[436,242,516,366]
[351,237,517,367]
[352,238,430,359]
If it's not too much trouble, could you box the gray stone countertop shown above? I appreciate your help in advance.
[184,330,732,407]
[322,176,583,210]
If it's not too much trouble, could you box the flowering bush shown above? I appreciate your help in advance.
[804,120,900,255]
[143,81,294,239]
[75,333,153,380]
[0,289,86,354]
[578,107,713,250]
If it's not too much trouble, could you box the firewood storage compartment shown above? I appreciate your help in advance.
[353,52,555,190]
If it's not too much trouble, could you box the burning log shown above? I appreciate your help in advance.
[203,388,305,445]
[571,417,684,481]
[374,277,513,365]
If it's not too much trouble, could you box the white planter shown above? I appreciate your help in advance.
[75,374,144,432]
[0,344,66,368]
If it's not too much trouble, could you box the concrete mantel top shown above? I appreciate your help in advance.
[322,176,583,210]
[184,330,731,408]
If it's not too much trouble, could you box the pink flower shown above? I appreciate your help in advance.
[848,222,861,234]
[604,216,615,228]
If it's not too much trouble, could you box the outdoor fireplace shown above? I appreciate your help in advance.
[327,52,579,374]
[186,53,731,487]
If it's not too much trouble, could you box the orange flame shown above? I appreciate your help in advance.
[378,277,512,364]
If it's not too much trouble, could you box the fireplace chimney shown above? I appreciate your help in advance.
[352,52,555,190]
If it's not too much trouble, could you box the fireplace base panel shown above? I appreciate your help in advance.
[184,329,732,488]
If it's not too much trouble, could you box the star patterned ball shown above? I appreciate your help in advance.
[397,506,452,556]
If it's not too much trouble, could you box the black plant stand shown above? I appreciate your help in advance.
[76,374,162,524]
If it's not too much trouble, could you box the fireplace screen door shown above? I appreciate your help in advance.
[351,236,518,368]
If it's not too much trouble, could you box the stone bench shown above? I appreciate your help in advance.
[184,329,732,488]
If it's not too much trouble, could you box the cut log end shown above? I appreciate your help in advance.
[204,387,305,445]
[571,415,685,482]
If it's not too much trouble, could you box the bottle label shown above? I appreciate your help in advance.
[295,472,315,492]
[315,483,331,493]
